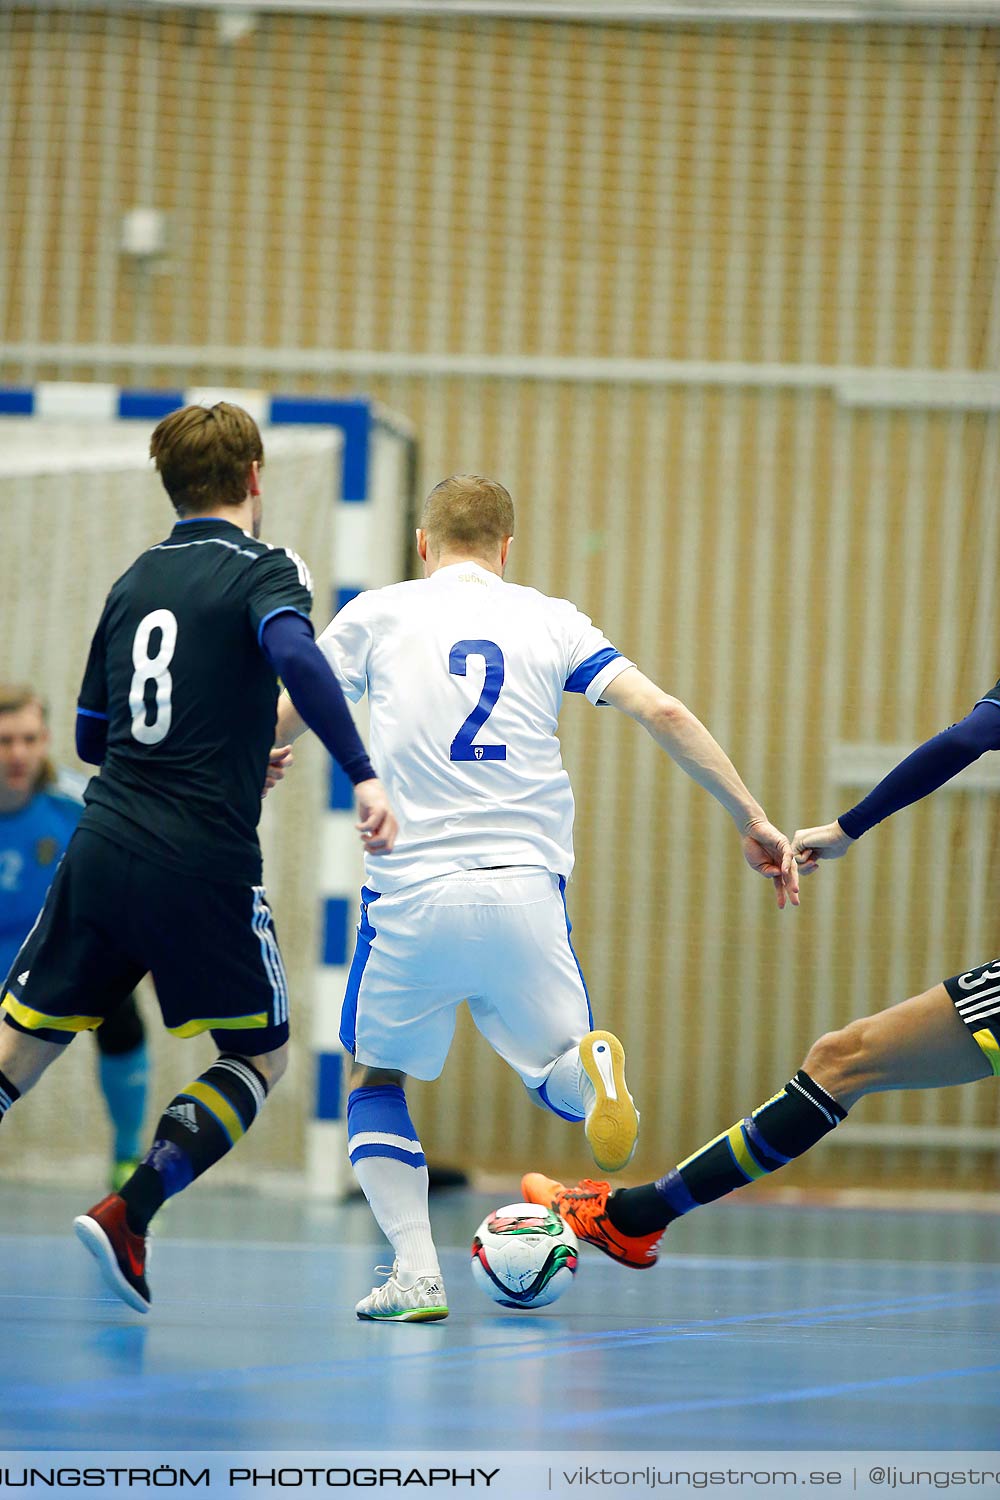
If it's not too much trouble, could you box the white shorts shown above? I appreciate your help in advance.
[339,866,593,1092]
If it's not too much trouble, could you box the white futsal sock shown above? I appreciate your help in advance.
[347,1084,441,1283]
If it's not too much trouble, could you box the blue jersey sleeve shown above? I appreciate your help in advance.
[260,613,375,785]
[560,603,634,705]
[839,700,1000,839]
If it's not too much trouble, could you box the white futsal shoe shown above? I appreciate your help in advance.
[579,1029,639,1173]
[355,1262,449,1323]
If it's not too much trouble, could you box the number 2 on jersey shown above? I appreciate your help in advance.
[130,609,178,745]
[449,639,507,762]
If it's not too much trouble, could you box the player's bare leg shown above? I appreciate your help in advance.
[348,1060,447,1322]
[523,983,995,1269]
[74,1042,289,1313]
[0,1022,65,1127]
[0,1022,65,1129]
[803,983,991,1107]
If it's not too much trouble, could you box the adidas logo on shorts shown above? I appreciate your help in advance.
[165,1101,199,1133]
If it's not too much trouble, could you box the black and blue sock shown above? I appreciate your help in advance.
[119,1055,268,1234]
[608,1070,848,1237]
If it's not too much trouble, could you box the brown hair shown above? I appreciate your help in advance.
[0,685,55,791]
[149,402,264,515]
[420,474,515,558]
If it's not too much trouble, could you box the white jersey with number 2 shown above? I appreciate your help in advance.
[315,562,633,895]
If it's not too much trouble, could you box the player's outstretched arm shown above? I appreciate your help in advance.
[792,698,1000,873]
[789,821,854,873]
[267,711,396,851]
[260,613,398,854]
[600,667,798,909]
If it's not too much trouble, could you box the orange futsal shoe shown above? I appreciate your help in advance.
[74,1193,151,1313]
[520,1172,662,1270]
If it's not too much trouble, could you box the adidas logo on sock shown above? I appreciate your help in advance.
[165,1101,199,1133]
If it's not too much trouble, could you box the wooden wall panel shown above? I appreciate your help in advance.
[1,8,997,1190]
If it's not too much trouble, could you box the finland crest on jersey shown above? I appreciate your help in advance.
[316,562,633,893]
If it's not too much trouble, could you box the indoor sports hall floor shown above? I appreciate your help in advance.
[5,1183,999,1452]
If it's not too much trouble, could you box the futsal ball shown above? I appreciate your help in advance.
[470,1202,578,1309]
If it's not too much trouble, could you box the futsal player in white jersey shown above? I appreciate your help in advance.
[275,475,798,1321]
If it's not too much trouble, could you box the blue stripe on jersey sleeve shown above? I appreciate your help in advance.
[76,706,109,720]
[256,605,312,648]
[565,646,622,694]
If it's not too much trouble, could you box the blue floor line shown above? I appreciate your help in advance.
[6,1282,997,1324]
[7,1285,999,1416]
[4,1232,998,1278]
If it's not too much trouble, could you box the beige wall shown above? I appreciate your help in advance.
[1,12,997,368]
[1,7,998,1191]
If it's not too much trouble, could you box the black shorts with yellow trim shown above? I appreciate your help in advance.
[2,827,289,1056]
[943,958,1000,1077]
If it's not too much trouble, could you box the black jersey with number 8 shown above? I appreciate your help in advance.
[75,517,313,884]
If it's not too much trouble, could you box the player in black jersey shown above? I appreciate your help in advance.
[521,694,1000,1269]
[0,402,396,1313]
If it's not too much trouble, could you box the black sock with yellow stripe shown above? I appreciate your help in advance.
[119,1055,268,1234]
[0,1067,21,1123]
[608,1070,849,1237]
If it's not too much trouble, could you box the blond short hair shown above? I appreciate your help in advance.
[0,684,47,720]
[420,475,514,557]
[149,402,264,515]
[0,685,54,791]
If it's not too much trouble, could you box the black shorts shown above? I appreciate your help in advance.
[1,828,289,1055]
[943,958,1000,1076]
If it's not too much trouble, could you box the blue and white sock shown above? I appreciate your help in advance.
[99,1041,149,1161]
[347,1084,440,1282]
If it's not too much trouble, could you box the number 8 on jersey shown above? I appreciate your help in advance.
[129,609,178,746]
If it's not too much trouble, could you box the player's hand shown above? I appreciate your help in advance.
[262,743,294,798]
[355,778,398,855]
[741,817,799,909]
[791,819,855,874]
